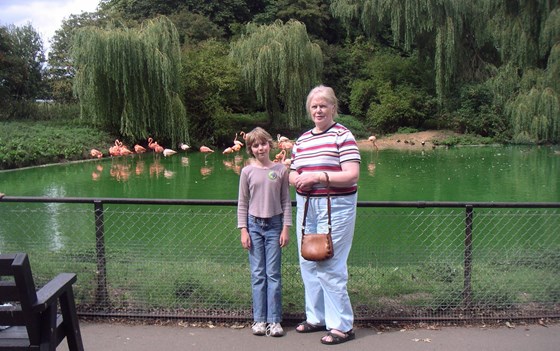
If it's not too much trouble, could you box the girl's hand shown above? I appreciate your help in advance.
[279,227,290,248]
[240,229,251,249]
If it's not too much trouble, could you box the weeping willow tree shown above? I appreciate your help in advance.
[331,0,481,105]
[331,0,559,143]
[485,2,560,143]
[72,16,189,145]
[230,20,323,128]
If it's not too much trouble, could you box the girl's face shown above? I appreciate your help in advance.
[309,96,335,130]
[250,140,270,161]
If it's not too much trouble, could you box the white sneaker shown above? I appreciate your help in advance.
[266,322,285,337]
[252,322,266,336]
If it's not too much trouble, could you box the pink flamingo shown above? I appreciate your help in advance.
[148,137,163,153]
[109,140,122,157]
[134,144,146,153]
[274,149,286,163]
[200,145,214,164]
[277,134,293,151]
[199,146,214,153]
[148,138,164,153]
[90,149,103,159]
[119,141,134,156]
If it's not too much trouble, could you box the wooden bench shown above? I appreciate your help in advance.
[0,253,84,351]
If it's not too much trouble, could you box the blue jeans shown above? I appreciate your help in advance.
[247,214,283,323]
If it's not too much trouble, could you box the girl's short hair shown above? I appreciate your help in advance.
[244,127,273,157]
[306,85,339,119]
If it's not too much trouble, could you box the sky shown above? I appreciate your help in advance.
[0,0,100,55]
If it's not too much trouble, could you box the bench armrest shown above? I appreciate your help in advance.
[33,273,77,312]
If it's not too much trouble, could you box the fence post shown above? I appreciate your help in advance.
[463,205,473,309]
[94,200,109,306]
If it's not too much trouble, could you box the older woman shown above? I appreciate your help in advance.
[289,85,360,345]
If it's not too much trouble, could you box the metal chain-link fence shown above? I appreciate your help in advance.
[1,197,559,323]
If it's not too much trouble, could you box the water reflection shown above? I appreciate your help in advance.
[367,161,376,176]
[200,166,213,178]
[91,164,104,181]
[89,154,188,182]
[222,154,245,175]
[110,159,132,181]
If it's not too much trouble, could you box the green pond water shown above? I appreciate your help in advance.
[1,145,559,202]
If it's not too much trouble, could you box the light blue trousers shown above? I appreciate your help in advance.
[296,193,357,332]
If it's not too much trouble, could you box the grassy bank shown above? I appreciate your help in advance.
[1,120,500,171]
[0,120,115,170]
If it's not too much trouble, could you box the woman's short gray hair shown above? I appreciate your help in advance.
[305,85,339,119]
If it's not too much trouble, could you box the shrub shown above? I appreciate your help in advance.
[337,114,368,139]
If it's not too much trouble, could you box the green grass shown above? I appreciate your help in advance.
[0,120,115,170]
[20,246,558,317]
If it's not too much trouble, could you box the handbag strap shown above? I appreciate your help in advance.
[302,172,331,235]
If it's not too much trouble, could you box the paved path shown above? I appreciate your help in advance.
[60,320,559,351]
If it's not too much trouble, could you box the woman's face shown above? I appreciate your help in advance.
[309,96,335,131]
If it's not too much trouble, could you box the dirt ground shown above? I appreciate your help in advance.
[356,130,460,151]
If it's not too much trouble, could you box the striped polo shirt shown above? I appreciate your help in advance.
[290,123,361,196]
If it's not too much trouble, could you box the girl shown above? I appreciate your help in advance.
[237,127,291,337]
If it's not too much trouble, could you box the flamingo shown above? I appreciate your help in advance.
[232,143,242,152]
[90,149,103,159]
[223,146,234,155]
[233,133,244,147]
[179,143,190,151]
[109,140,122,157]
[281,139,293,151]
[154,144,164,153]
[134,144,146,153]
[199,146,214,153]
[119,142,134,156]
[148,137,164,153]
[368,135,378,151]
[163,148,177,157]
[274,149,286,163]
[148,137,156,150]
[200,145,214,164]
[277,134,290,143]
[277,134,293,151]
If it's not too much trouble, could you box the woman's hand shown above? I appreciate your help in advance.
[292,172,321,191]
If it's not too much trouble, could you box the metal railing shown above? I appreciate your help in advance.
[1,196,559,323]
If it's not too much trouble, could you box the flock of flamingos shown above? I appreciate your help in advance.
[88,133,379,181]
[90,133,377,161]
[89,132,298,166]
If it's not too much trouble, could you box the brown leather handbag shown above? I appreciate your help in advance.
[300,173,334,261]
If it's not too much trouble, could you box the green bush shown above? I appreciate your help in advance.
[337,114,369,139]
[452,84,510,140]
[365,84,434,133]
